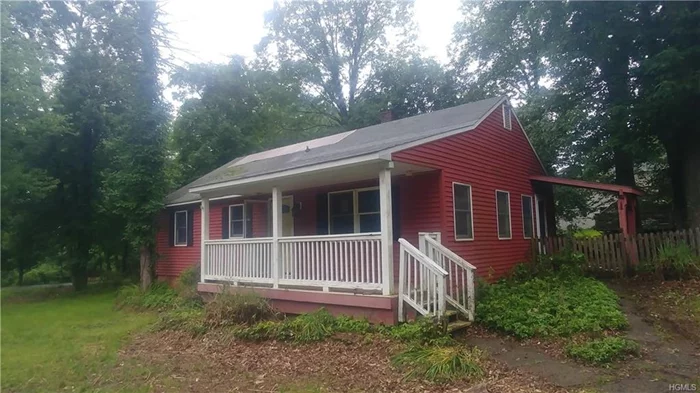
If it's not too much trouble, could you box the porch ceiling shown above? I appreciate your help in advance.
[194,159,436,199]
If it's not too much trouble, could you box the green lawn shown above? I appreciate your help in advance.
[1,287,155,393]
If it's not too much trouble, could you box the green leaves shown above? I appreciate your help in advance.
[476,275,628,339]
[565,337,640,365]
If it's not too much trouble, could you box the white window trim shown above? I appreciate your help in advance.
[228,204,245,238]
[502,104,512,130]
[495,190,512,240]
[521,194,534,239]
[452,182,475,241]
[328,186,380,234]
[174,210,188,247]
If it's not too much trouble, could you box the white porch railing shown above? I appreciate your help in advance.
[279,233,382,291]
[203,238,274,284]
[397,238,448,322]
[421,234,476,321]
[202,233,383,291]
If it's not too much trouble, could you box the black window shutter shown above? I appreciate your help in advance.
[392,185,400,241]
[316,193,329,235]
[168,210,175,247]
[221,206,229,239]
[186,208,194,246]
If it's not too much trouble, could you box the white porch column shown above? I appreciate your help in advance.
[271,187,283,288]
[200,196,210,283]
[379,163,394,295]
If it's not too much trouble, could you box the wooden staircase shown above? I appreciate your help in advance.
[398,235,476,329]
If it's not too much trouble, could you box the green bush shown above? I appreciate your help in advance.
[510,250,586,282]
[391,346,484,383]
[476,275,628,338]
[22,263,67,286]
[573,229,603,239]
[565,337,640,365]
[204,291,277,327]
[655,243,700,279]
[154,308,207,336]
[379,317,452,346]
[114,282,179,311]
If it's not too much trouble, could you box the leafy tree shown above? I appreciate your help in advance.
[170,57,329,185]
[100,1,169,289]
[258,0,418,128]
[0,2,66,284]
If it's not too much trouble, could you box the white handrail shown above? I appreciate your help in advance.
[421,234,476,321]
[423,236,477,270]
[398,238,447,322]
[280,232,381,241]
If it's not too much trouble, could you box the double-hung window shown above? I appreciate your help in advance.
[329,188,380,234]
[521,195,534,239]
[229,204,245,238]
[496,190,512,239]
[453,183,474,240]
[174,210,188,246]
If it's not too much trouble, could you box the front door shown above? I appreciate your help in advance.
[269,196,295,278]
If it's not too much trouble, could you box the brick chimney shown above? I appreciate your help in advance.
[379,110,393,123]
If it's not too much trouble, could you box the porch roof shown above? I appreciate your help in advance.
[166,96,505,205]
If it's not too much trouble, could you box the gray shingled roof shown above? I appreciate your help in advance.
[166,96,504,205]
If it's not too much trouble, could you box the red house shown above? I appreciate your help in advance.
[156,97,557,324]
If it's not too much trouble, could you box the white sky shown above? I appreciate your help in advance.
[161,0,461,103]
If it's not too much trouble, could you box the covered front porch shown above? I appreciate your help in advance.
[191,156,436,298]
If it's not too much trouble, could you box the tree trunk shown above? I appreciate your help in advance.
[683,133,700,228]
[666,142,687,229]
[139,245,152,291]
[121,241,129,275]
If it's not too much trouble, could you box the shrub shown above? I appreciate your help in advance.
[655,243,700,279]
[175,265,202,307]
[510,250,586,282]
[114,282,179,311]
[477,275,628,338]
[565,337,640,365]
[154,308,207,336]
[204,291,277,327]
[22,263,67,286]
[391,346,484,383]
[379,317,452,346]
[573,229,603,239]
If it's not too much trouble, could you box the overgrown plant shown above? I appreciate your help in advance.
[565,337,640,365]
[391,346,484,383]
[114,282,179,311]
[477,274,628,338]
[204,291,277,327]
[654,243,700,280]
[175,265,202,307]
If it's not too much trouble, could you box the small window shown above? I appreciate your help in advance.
[502,104,512,130]
[521,195,534,239]
[453,183,474,240]
[496,190,511,239]
[229,204,245,238]
[174,210,188,246]
[358,189,380,233]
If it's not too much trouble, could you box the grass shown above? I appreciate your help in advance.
[391,346,484,382]
[1,286,155,393]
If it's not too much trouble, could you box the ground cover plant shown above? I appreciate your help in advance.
[565,337,640,365]
[476,273,628,338]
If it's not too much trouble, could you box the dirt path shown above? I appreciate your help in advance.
[464,286,700,393]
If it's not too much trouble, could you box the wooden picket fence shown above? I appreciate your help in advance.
[532,227,700,275]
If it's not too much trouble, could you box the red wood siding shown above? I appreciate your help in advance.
[155,207,201,279]
[392,106,546,278]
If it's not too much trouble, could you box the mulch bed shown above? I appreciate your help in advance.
[114,330,570,393]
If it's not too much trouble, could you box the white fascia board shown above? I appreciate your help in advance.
[165,194,242,207]
[188,153,388,194]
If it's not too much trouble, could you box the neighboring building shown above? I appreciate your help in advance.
[156,97,564,324]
